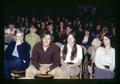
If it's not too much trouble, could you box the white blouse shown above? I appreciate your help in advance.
[82,35,89,43]
[95,47,115,71]
[60,44,83,64]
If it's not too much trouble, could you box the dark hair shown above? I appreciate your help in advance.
[102,33,112,47]
[66,24,72,29]
[14,29,24,36]
[40,31,54,41]
[62,31,77,61]
[103,33,111,40]
[47,22,53,26]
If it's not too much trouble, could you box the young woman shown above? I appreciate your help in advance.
[94,33,115,79]
[59,31,83,79]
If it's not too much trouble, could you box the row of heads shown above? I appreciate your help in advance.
[15,29,112,43]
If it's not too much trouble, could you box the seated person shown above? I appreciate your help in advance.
[87,37,102,79]
[81,28,93,48]
[4,31,31,79]
[25,31,61,79]
[25,25,41,58]
[94,33,115,79]
[50,31,83,79]
[88,37,102,64]
[4,23,16,44]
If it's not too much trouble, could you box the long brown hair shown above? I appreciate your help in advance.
[62,31,77,61]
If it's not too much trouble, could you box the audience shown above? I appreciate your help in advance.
[4,15,116,79]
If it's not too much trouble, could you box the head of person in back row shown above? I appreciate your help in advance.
[25,31,61,79]
[59,31,83,79]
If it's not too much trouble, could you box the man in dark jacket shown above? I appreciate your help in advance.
[4,31,30,79]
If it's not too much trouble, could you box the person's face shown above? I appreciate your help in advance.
[67,34,75,45]
[42,35,51,47]
[66,27,72,34]
[15,33,24,43]
[9,24,15,29]
[96,25,101,31]
[41,22,45,28]
[47,25,53,31]
[77,20,80,25]
[30,27,36,34]
[85,30,90,36]
[60,22,63,27]
[103,36,111,47]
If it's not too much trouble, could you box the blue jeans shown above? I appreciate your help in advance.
[4,57,28,79]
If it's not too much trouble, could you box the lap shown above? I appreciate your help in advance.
[4,58,26,70]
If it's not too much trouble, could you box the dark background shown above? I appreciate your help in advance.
[2,0,117,21]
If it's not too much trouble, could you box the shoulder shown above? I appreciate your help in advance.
[34,41,41,47]
[76,44,82,50]
[110,47,115,52]
[76,44,81,48]
[96,47,104,51]
[10,41,16,44]
[61,45,65,50]
[51,43,60,50]
[22,41,30,47]
[25,34,30,37]
[5,28,10,31]
[35,34,40,37]
[8,41,16,47]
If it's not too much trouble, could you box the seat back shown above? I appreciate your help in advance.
[55,42,63,48]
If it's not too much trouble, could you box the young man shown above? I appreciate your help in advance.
[25,31,61,79]
[4,31,31,79]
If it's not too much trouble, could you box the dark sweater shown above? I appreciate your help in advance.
[5,41,31,68]
[31,42,61,70]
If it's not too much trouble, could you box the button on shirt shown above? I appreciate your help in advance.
[95,47,115,72]
[60,44,83,64]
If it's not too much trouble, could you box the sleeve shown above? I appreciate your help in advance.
[60,45,64,58]
[77,45,83,64]
[94,47,102,67]
[31,44,40,70]
[109,48,115,72]
[23,43,31,66]
[4,42,13,61]
[49,45,61,70]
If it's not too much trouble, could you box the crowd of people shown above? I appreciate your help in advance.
[4,15,116,79]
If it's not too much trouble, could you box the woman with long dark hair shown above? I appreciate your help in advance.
[59,31,83,79]
[94,33,115,79]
